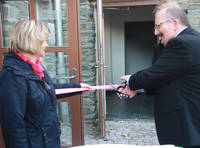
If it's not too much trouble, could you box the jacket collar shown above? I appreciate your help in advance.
[3,52,41,80]
[177,26,193,37]
[174,26,188,38]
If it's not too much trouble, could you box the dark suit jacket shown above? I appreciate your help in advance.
[144,42,164,96]
[129,27,200,147]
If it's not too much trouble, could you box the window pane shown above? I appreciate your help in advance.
[35,0,68,47]
[59,102,72,146]
[0,0,29,48]
[41,52,70,83]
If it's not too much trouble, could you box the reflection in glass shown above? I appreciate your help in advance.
[59,102,72,146]
[0,0,29,48]
[35,0,68,46]
[41,51,71,145]
[42,52,69,83]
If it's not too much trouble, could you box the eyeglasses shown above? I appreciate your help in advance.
[154,19,172,30]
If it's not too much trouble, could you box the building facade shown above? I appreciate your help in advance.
[1,0,200,146]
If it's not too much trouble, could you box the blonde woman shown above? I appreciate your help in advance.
[0,20,90,148]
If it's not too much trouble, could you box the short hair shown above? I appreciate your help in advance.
[153,0,180,14]
[165,7,190,26]
[153,0,190,27]
[9,20,51,53]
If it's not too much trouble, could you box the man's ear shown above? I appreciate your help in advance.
[173,19,179,31]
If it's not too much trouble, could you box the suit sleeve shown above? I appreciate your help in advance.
[144,42,164,96]
[53,82,81,89]
[129,38,191,90]
[0,70,29,148]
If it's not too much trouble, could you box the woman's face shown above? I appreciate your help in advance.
[36,40,48,58]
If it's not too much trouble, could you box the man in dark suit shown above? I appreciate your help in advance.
[119,1,200,148]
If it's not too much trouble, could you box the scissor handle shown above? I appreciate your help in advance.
[114,81,129,99]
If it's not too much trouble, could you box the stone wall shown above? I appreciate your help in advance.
[177,0,200,31]
[80,0,97,123]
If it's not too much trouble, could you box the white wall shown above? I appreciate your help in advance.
[104,6,155,84]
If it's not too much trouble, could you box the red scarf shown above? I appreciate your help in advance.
[15,52,44,79]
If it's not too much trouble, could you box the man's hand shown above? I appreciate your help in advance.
[118,85,138,99]
[120,75,131,81]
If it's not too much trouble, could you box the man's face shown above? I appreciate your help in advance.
[154,9,175,46]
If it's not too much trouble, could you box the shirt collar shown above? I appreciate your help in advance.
[174,26,188,38]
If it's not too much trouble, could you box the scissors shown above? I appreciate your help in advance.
[113,81,130,99]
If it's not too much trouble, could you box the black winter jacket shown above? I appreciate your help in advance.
[0,52,81,148]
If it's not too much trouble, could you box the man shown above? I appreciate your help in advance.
[119,1,200,147]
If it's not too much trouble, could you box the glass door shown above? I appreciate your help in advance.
[0,0,83,147]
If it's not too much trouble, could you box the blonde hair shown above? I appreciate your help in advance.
[9,20,51,53]
[153,0,180,15]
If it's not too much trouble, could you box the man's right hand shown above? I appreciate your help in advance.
[117,85,138,99]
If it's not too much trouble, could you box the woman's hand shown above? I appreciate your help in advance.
[80,83,92,92]
[80,83,91,88]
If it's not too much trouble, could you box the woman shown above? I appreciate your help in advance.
[0,20,90,148]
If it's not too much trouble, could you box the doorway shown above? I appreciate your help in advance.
[104,6,157,120]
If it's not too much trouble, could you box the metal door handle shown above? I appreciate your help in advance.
[65,68,77,82]
[95,65,109,68]
[65,75,76,79]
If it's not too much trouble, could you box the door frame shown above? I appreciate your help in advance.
[96,0,161,137]
[0,0,83,147]
[103,0,163,7]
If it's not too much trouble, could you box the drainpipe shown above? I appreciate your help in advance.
[96,0,106,137]
[54,0,69,124]
[55,0,65,79]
